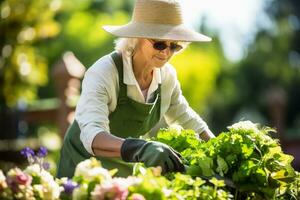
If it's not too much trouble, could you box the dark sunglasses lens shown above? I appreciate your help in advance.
[152,40,183,52]
[153,42,168,51]
[170,43,183,52]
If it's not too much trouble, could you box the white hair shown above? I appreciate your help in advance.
[114,38,190,56]
[114,38,138,57]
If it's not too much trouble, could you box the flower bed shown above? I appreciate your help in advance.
[0,121,299,200]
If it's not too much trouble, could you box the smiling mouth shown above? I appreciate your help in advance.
[155,56,167,61]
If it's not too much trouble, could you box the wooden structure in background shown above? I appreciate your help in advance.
[24,51,85,138]
[266,86,300,170]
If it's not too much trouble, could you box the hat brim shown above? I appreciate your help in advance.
[102,22,212,42]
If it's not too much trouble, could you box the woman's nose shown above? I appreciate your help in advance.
[159,47,171,57]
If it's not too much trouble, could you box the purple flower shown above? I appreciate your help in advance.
[20,147,51,171]
[37,147,48,158]
[20,147,35,159]
[42,162,50,170]
[63,180,79,195]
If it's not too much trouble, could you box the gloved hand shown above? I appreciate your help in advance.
[120,138,185,173]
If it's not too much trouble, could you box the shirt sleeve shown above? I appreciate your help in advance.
[164,69,209,134]
[75,63,113,156]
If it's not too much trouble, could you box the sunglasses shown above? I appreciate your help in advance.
[147,39,183,52]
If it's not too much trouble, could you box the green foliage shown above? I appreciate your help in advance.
[0,0,60,106]
[153,126,203,152]
[0,0,132,106]
[154,121,300,199]
[132,165,233,200]
[208,0,300,137]
[37,0,132,99]
[168,173,232,200]
[46,0,132,68]
[129,167,170,200]
[171,44,221,113]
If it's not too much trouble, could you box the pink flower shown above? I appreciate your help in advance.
[92,178,135,200]
[92,183,128,200]
[16,172,32,185]
[129,193,146,200]
[6,168,32,192]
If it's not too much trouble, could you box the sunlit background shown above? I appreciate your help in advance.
[180,0,274,61]
[0,0,300,173]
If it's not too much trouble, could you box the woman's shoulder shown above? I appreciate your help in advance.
[86,53,117,75]
[161,62,178,82]
[83,53,118,87]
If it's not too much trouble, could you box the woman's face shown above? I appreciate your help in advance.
[135,38,180,68]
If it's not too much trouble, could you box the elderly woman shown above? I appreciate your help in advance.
[57,0,215,178]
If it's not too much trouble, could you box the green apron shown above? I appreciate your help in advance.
[57,52,161,178]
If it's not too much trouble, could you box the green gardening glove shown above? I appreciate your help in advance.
[121,138,185,174]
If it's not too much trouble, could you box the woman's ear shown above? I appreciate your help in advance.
[132,38,142,56]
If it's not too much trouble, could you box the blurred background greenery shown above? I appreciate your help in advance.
[0,0,299,173]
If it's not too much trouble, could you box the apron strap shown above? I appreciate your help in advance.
[111,52,127,104]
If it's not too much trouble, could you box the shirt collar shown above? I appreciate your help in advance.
[122,53,162,86]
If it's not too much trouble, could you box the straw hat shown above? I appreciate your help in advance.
[102,0,211,42]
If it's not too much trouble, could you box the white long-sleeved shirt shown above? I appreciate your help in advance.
[75,52,209,155]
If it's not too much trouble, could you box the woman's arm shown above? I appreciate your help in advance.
[164,67,215,140]
[164,79,212,138]
[91,132,125,157]
[75,57,120,156]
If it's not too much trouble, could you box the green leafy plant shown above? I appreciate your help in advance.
[154,121,300,199]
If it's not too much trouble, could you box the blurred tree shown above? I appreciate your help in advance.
[0,0,60,139]
[208,0,300,138]
[0,0,134,138]
[0,0,60,107]
[171,40,223,114]
[37,0,132,98]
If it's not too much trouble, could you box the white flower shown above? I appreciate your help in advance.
[0,170,7,189]
[112,176,141,188]
[227,121,259,133]
[57,177,68,184]
[169,124,183,134]
[40,177,60,200]
[33,184,44,198]
[0,170,5,182]
[24,164,60,200]
[72,183,88,200]
[24,164,41,175]
[74,158,111,181]
[162,188,173,197]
